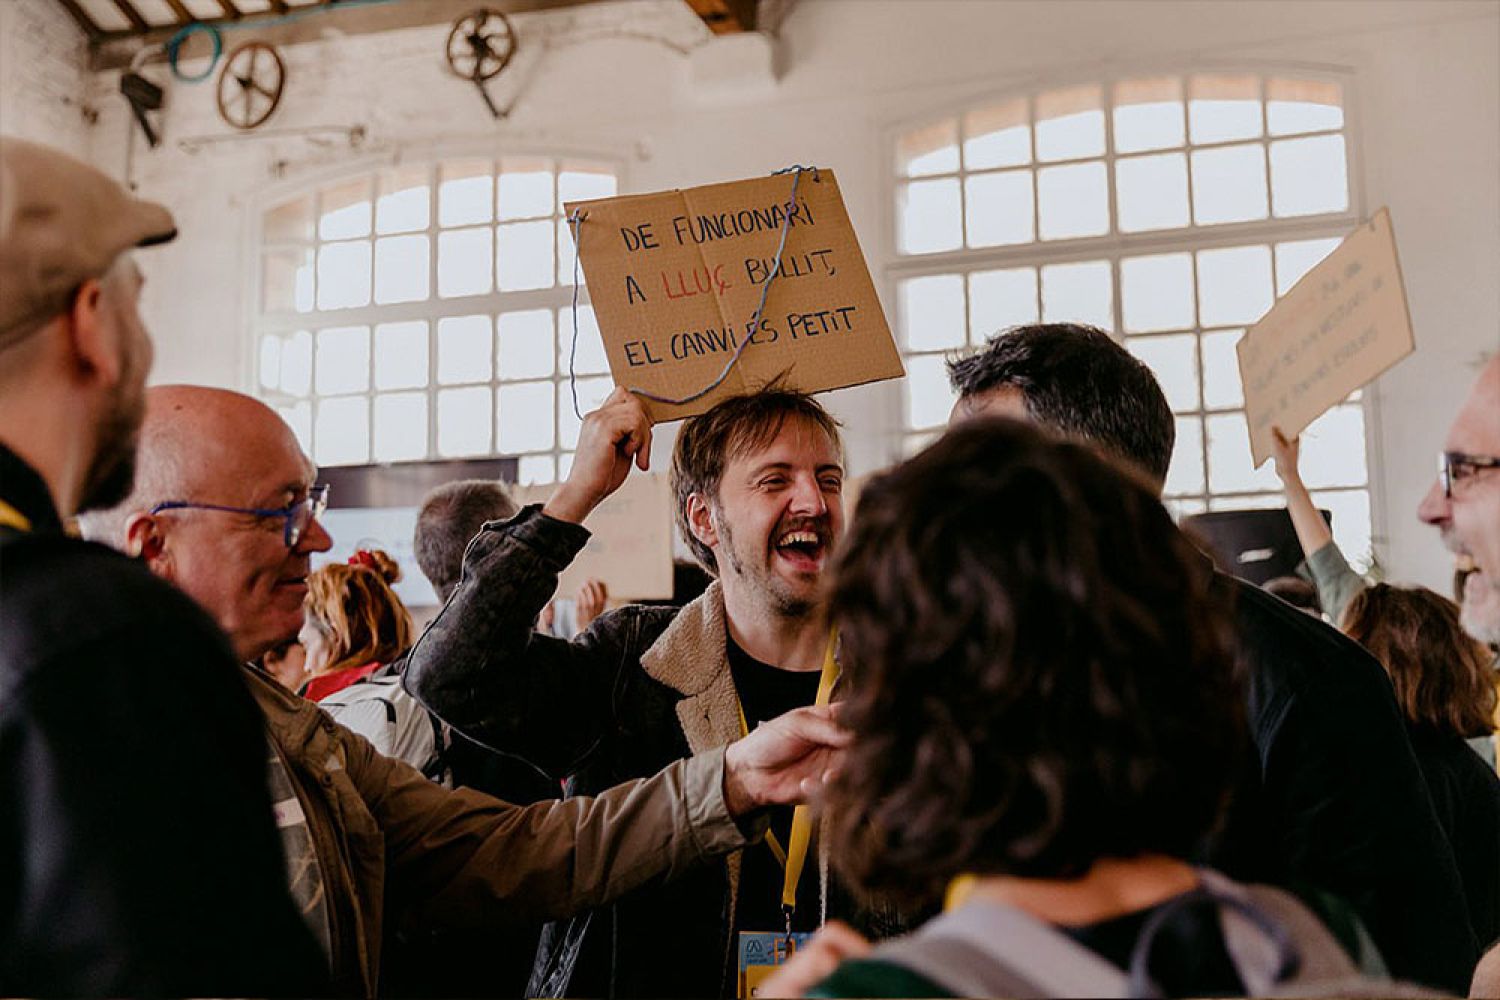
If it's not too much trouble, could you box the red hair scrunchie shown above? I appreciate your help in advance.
[347,550,377,571]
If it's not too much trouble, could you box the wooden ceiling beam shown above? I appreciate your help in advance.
[683,0,756,34]
[52,0,102,40]
[216,0,242,19]
[111,0,150,32]
[161,0,194,24]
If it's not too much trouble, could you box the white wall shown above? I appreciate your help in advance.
[0,0,92,158]
[3,0,1496,592]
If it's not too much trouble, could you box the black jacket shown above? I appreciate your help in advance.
[0,446,328,997]
[407,507,906,998]
[1208,575,1478,993]
[1409,727,1500,950]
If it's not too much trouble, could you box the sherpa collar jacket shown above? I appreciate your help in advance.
[243,665,749,998]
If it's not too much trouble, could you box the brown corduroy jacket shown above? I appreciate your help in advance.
[243,666,750,997]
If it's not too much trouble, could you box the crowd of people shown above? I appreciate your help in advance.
[3,135,1499,1000]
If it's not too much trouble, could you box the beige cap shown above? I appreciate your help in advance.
[0,136,176,338]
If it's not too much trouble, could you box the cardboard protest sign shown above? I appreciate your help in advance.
[515,473,674,601]
[1238,208,1414,467]
[565,169,904,423]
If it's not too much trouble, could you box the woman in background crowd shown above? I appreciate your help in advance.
[300,549,413,701]
[764,418,1390,999]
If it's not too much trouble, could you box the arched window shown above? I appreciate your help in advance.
[254,154,620,485]
[890,71,1374,564]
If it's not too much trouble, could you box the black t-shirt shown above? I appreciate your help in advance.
[1063,894,1246,996]
[727,636,824,935]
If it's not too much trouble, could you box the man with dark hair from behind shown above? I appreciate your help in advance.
[946,322,1478,993]
[415,479,518,604]
[0,137,326,996]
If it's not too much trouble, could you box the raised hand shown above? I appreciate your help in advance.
[1271,425,1303,487]
[544,387,652,525]
[575,578,609,631]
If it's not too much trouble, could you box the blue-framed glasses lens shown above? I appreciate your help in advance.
[286,484,331,547]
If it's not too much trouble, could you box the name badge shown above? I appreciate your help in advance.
[738,930,813,998]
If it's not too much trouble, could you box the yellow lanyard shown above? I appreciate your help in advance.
[0,499,32,533]
[735,629,840,919]
[944,874,979,912]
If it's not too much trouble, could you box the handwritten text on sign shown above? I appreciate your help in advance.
[1237,208,1414,467]
[566,170,903,423]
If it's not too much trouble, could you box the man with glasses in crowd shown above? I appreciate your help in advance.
[0,137,328,996]
[80,384,850,998]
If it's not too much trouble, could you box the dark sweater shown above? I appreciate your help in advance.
[1410,727,1500,949]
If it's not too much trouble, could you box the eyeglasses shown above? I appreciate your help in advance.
[1439,452,1500,499]
[149,484,330,548]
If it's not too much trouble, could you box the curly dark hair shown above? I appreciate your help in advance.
[826,417,1244,903]
[1341,583,1498,739]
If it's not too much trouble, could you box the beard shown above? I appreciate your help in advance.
[76,339,147,515]
[717,512,822,619]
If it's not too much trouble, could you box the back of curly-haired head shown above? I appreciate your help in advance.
[305,549,413,676]
[826,417,1243,904]
[1341,583,1497,740]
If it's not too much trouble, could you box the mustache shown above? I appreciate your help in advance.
[773,515,833,544]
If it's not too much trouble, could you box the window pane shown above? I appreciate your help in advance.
[498,158,554,221]
[1197,245,1273,328]
[497,381,557,453]
[558,162,617,210]
[899,274,965,352]
[373,392,428,462]
[278,401,312,454]
[439,160,493,228]
[558,304,609,376]
[1041,260,1112,329]
[1267,78,1344,136]
[1121,252,1194,333]
[315,395,370,466]
[1113,76,1185,153]
[1127,333,1199,411]
[259,335,281,390]
[1270,135,1348,218]
[1300,404,1367,488]
[499,309,556,380]
[264,194,313,243]
[963,99,1030,169]
[1275,237,1341,296]
[905,354,958,430]
[1035,85,1104,162]
[316,240,372,310]
[558,376,613,448]
[557,217,581,287]
[897,119,959,177]
[280,329,312,396]
[1201,329,1245,409]
[376,166,430,235]
[1310,488,1371,567]
[497,220,555,291]
[437,226,493,298]
[437,314,493,384]
[318,177,372,241]
[373,235,430,304]
[262,247,315,313]
[315,325,370,396]
[1166,416,1205,496]
[374,321,428,390]
[1167,496,1209,518]
[1191,144,1268,225]
[964,169,1033,247]
[1037,161,1109,240]
[1188,74,1262,144]
[1115,152,1189,233]
[518,454,557,486]
[969,267,1038,340]
[1206,412,1280,493]
[437,386,492,457]
[898,179,962,254]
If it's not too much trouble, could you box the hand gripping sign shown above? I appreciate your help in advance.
[565,167,905,424]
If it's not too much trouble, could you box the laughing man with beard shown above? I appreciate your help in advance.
[407,386,903,998]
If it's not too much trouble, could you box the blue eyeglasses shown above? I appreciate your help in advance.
[149,484,330,548]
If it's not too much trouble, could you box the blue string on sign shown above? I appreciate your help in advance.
[565,164,821,420]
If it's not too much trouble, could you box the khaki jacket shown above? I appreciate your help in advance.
[244,667,749,997]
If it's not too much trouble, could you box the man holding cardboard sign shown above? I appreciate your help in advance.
[407,385,902,999]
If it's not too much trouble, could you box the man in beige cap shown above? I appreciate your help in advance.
[0,137,328,996]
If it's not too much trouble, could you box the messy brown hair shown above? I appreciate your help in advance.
[1341,583,1497,739]
[670,387,842,572]
[826,418,1244,904]
[304,549,414,678]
